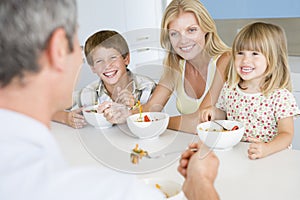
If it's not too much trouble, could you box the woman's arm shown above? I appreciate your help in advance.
[168,52,231,133]
[140,84,173,113]
[199,52,230,110]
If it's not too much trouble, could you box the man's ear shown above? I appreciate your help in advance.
[47,28,69,71]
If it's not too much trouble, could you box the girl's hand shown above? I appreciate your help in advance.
[199,106,215,122]
[66,107,87,129]
[247,137,269,159]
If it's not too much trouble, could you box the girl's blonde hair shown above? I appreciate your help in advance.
[160,0,229,73]
[227,22,292,95]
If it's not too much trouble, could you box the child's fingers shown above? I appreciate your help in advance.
[199,109,213,122]
[97,101,112,113]
[247,137,261,143]
[116,90,135,107]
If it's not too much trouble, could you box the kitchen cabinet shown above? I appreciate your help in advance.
[76,0,163,49]
[75,0,165,90]
[122,28,165,78]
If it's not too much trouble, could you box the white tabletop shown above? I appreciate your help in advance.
[50,122,300,200]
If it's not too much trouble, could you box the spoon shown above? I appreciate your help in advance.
[211,120,230,131]
[211,120,239,131]
[131,148,198,160]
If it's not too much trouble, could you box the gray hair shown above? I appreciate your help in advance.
[0,0,77,87]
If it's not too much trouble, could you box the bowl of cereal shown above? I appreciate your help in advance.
[82,105,112,129]
[142,178,184,199]
[196,120,244,151]
[126,112,169,139]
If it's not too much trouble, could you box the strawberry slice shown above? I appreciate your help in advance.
[144,115,151,122]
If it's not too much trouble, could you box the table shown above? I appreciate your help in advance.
[50,122,300,200]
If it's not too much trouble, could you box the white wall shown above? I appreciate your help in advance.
[290,56,300,150]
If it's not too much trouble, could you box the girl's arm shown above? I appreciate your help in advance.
[168,52,231,133]
[248,116,294,159]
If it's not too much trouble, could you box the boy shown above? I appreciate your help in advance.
[53,30,156,128]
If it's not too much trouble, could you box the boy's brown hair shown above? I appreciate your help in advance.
[84,30,129,66]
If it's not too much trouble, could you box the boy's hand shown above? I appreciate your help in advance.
[66,107,87,129]
[115,87,135,107]
[97,101,130,124]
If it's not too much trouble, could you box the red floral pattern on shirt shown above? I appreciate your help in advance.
[216,82,300,142]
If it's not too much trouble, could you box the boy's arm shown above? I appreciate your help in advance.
[52,108,86,129]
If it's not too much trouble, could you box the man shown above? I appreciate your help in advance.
[0,0,163,199]
[0,0,220,199]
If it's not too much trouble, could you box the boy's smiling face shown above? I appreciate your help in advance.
[90,47,129,87]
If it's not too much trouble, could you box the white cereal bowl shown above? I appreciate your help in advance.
[143,178,184,200]
[196,120,245,151]
[126,112,169,139]
[82,105,112,129]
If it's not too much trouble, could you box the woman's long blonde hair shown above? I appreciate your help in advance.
[160,0,229,73]
[227,22,292,95]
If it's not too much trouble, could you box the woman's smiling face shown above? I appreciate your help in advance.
[91,47,129,86]
[168,11,207,61]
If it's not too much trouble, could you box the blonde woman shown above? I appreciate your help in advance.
[200,22,300,159]
[99,0,230,133]
[142,0,231,133]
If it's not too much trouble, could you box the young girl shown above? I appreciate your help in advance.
[200,22,300,159]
